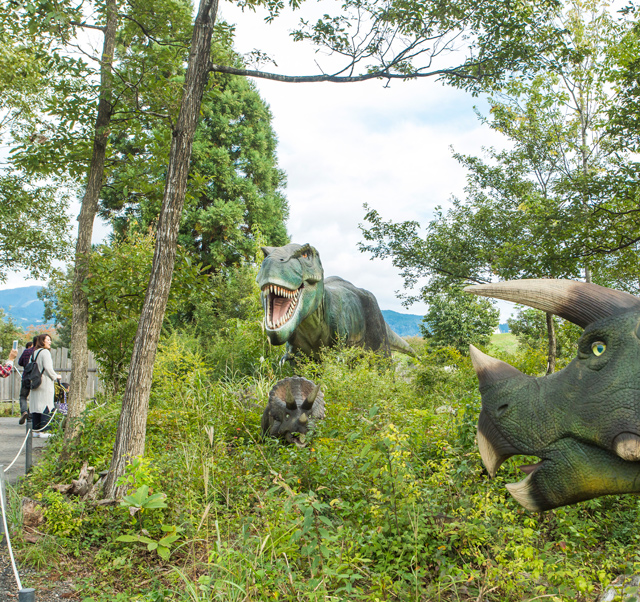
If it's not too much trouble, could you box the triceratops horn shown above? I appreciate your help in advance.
[465,279,640,328]
[470,345,526,388]
[261,246,276,257]
[285,388,297,411]
[301,384,321,410]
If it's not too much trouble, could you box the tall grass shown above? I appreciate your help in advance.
[12,333,640,601]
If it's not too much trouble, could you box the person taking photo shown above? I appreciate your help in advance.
[0,347,18,378]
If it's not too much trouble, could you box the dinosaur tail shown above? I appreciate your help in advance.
[386,324,417,357]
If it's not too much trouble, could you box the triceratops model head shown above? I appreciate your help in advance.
[256,244,324,345]
[261,376,325,448]
[466,279,640,512]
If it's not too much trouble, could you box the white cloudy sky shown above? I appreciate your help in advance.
[2,1,517,320]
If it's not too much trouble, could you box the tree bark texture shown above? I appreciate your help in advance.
[64,0,118,444]
[103,0,219,498]
[545,312,556,375]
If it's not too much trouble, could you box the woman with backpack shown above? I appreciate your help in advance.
[29,333,61,438]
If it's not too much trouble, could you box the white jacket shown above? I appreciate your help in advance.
[28,349,60,414]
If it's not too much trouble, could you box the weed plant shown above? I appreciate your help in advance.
[9,330,640,601]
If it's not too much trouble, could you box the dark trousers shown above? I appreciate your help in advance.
[32,407,52,432]
[19,382,29,415]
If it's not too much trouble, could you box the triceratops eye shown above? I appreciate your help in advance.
[591,341,606,356]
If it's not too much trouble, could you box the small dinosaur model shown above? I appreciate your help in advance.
[256,243,415,361]
[465,279,640,512]
[261,376,325,447]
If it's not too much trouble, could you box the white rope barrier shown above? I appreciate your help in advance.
[32,407,59,433]
[2,430,32,474]
[0,467,23,591]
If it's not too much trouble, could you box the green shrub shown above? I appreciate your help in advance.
[15,329,640,601]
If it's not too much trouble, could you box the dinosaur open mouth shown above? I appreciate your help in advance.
[263,284,302,330]
[477,425,546,511]
[286,432,307,448]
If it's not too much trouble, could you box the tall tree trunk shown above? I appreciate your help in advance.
[103,0,219,499]
[64,0,118,444]
[545,311,556,375]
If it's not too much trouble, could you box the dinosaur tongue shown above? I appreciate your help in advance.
[272,297,292,323]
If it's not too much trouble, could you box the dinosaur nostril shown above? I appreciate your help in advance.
[497,404,509,417]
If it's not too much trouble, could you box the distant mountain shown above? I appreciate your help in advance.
[381,310,424,337]
[499,323,510,333]
[0,286,46,326]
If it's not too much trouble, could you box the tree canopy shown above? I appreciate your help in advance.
[360,0,640,300]
[99,70,289,270]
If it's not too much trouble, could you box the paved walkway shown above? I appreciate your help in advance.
[0,417,48,484]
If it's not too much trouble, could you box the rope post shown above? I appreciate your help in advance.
[25,418,33,475]
[18,588,36,601]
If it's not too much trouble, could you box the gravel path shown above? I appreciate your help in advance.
[0,550,80,600]
[1,417,80,599]
[0,417,48,484]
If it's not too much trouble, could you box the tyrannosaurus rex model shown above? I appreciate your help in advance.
[256,243,415,361]
[465,279,640,512]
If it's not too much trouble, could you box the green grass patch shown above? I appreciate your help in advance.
[489,332,519,355]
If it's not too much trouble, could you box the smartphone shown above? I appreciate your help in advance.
[12,340,18,350]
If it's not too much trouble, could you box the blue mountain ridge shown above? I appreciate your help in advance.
[381,310,424,337]
[1,286,429,334]
[0,286,46,326]
[0,287,510,335]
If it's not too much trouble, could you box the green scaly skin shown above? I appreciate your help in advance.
[256,243,415,361]
[471,303,640,512]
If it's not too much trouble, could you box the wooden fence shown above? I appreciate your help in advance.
[0,346,103,403]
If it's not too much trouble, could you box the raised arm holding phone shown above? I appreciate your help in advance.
[0,346,18,378]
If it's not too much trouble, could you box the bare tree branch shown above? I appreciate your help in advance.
[209,63,482,83]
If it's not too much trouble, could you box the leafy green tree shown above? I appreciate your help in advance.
[0,179,71,282]
[100,71,288,270]
[0,308,23,357]
[421,287,499,353]
[42,232,206,393]
[0,3,76,282]
[507,307,582,368]
[360,0,638,371]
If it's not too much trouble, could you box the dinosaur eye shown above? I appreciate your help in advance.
[591,341,606,356]
[302,253,308,258]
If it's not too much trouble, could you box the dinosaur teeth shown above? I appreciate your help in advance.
[264,286,302,329]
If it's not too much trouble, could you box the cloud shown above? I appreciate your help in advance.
[216,5,511,316]
[4,4,516,322]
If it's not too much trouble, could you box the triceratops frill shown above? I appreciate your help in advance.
[261,376,325,447]
[466,279,640,512]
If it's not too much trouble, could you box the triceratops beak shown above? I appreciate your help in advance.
[465,279,640,328]
[470,346,527,477]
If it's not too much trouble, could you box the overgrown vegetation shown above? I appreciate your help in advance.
[6,327,640,601]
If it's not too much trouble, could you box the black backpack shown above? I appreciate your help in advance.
[22,350,45,390]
